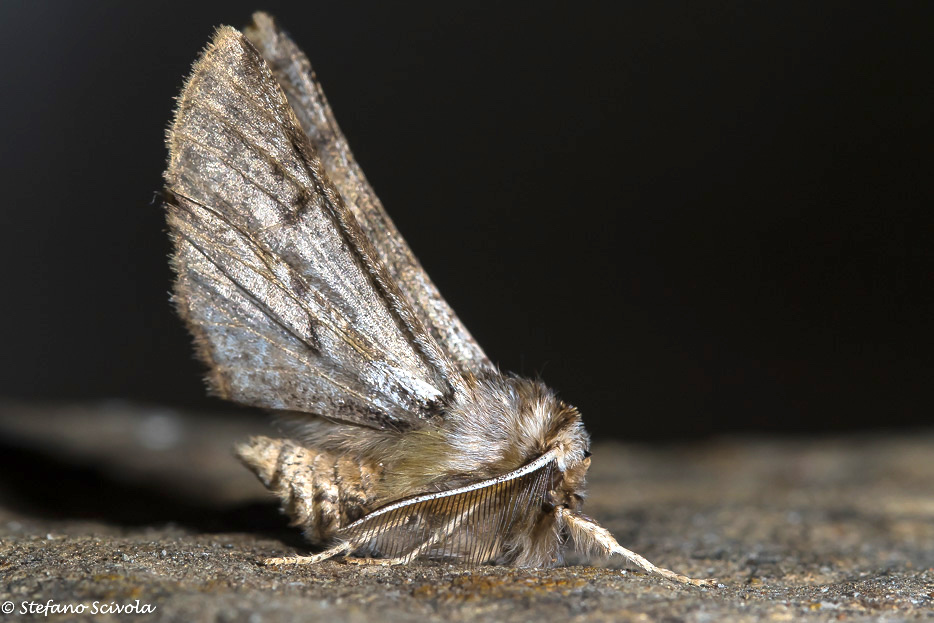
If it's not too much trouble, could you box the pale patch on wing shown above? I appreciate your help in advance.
[165,28,456,429]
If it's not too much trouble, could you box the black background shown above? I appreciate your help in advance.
[1,2,930,440]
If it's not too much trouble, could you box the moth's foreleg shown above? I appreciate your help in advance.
[557,508,718,588]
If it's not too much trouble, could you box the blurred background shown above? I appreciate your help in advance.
[0,1,930,441]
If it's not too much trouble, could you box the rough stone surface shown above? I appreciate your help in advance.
[0,403,931,622]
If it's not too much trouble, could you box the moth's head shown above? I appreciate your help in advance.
[495,376,590,514]
[415,375,592,507]
[544,402,591,514]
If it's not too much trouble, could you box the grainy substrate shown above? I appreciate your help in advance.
[0,404,931,622]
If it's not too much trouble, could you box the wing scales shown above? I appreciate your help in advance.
[165,28,459,428]
[243,13,495,376]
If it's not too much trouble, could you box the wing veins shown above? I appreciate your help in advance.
[172,190,382,361]
[181,250,392,413]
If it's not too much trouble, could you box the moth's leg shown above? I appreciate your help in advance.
[265,523,446,567]
[265,540,352,566]
[341,556,406,566]
[338,545,426,566]
[558,508,718,588]
[339,498,475,566]
[340,511,464,566]
[400,501,480,563]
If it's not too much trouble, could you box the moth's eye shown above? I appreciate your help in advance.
[543,489,559,511]
[583,450,592,458]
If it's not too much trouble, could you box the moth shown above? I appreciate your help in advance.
[162,12,714,587]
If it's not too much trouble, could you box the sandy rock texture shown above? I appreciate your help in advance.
[0,403,931,622]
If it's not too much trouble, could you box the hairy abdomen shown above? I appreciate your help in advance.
[236,436,382,542]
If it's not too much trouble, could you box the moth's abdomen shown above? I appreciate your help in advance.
[236,437,382,543]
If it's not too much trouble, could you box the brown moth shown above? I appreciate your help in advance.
[163,12,714,587]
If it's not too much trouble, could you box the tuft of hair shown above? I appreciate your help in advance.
[557,508,718,588]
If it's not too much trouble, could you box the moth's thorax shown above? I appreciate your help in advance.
[384,375,590,500]
[453,375,589,467]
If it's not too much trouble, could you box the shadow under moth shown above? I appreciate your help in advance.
[162,12,714,587]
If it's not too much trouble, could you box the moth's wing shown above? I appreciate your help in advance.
[243,12,495,377]
[164,27,466,430]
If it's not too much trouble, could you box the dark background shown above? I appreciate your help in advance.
[1,2,930,441]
